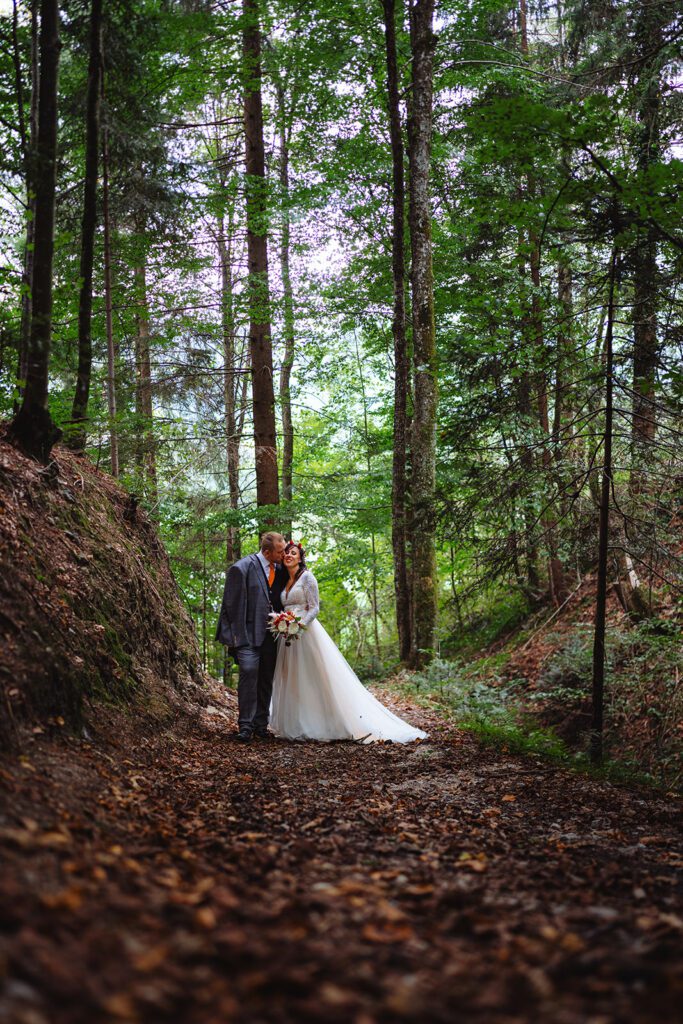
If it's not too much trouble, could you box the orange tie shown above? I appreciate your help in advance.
[268,564,275,588]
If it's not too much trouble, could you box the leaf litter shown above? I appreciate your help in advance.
[0,688,681,1023]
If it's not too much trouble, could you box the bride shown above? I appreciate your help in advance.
[270,542,427,743]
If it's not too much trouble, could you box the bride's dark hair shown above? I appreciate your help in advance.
[285,541,307,583]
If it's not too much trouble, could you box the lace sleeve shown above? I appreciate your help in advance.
[300,571,320,627]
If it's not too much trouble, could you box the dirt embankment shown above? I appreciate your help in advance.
[0,435,210,747]
[478,570,682,782]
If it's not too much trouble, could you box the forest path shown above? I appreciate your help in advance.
[0,691,680,1024]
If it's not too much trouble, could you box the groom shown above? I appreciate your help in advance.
[215,532,287,742]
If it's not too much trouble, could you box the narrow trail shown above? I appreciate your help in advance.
[0,690,681,1024]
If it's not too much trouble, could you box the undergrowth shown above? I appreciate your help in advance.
[390,658,571,763]
[389,618,682,792]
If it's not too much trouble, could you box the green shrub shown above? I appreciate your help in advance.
[390,619,682,790]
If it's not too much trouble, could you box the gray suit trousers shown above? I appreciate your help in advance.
[234,635,278,733]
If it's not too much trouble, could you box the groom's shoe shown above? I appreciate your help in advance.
[254,728,273,741]
[236,729,253,743]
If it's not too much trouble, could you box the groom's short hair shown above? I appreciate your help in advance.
[260,531,285,553]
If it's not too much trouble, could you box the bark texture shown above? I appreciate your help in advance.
[630,3,663,474]
[102,115,118,477]
[69,0,103,449]
[519,13,566,605]
[16,0,39,404]
[553,259,573,445]
[277,82,295,536]
[530,234,567,606]
[218,205,245,565]
[9,0,62,463]
[591,255,617,765]
[243,0,279,512]
[407,0,437,665]
[382,0,412,662]
[134,257,158,506]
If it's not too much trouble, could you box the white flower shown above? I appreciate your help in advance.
[289,622,300,635]
[277,619,289,633]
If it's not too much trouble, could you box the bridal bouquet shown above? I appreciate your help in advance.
[268,610,306,647]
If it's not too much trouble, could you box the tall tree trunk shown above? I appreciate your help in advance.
[9,0,62,463]
[519,0,528,50]
[519,0,567,605]
[620,4,665,617]
[587,300,607,509]
[382,0,412,662]
[553,259,573,446]
[16,0,39,405]
[518,374,540,599]
[242,0,279,513]
[235,361,250,545]
[553,257,574,521]
[218,207,243,564]
[493,354,526,591]
[630,3,663,488]
[520,0,566,604]
[407,0,437,666]
[355,337,381,658]
[276,82,295,537]
[529,234,567,605]
[516,225,540,600]
[134,255,157,506]
[102,115,119,477]
[11,0,28,160]
[68,0,103,450]
[590,254,617,766]
[631,226,657,464]
[201,529,207,670]
[553,18,573,497]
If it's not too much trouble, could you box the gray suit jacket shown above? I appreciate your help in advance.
[215,554,286,648]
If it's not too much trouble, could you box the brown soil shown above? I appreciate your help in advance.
[1,687,681,1024]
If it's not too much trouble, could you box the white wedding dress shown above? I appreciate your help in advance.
[270,570,427,743]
